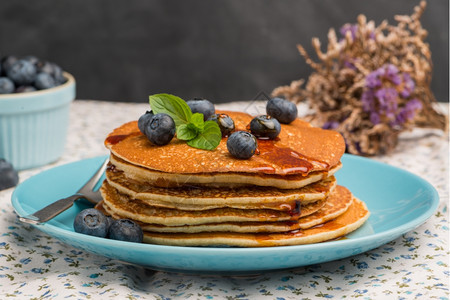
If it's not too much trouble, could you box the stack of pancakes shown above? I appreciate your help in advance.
[98,111,369,247]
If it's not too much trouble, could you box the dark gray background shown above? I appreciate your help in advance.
[0,0,448,103]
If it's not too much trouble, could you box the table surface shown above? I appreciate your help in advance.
[0,100,448,299]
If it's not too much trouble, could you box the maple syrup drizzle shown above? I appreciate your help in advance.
[105,132,141,145]
[252,139,314,175]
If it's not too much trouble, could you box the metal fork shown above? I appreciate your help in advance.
[19,158,109,225]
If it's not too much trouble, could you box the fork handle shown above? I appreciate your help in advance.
[19,194,85,225]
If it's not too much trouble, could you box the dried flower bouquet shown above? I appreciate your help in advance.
[273,1,447,155]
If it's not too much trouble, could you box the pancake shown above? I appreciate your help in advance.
[109,154,342,189]
[99,181,327,226]
[105,111,345,177]
[105,166,337,210]
[100,185,354,233]
[141,198,369,247]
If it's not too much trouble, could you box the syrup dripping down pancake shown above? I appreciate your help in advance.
[98,185,354,234]
[109,154,342,189]
[139,197,369,247]
[105,166,337,210]
[105,111,345,177]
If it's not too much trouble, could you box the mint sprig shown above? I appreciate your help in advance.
[149,93,221,150]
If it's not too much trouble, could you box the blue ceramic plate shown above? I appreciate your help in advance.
[11,154,439,274]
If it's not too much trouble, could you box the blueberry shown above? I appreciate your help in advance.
[73,208,109,238]
[144,113,175,145]
[6,59,37,86]
[207,113,235,137]
[249,115,281,139]
[266,97,298,124]
[226,131,258,159]
[186,98,215,121]
[50,63,66,84]
[1,55,18,76]
[108,219,143,243]
[0,159,19,191]
[137,110,154,134]
[23,55,39,65]
[34,72,57,90]
[15,85,37,93]
[0,77,15,94]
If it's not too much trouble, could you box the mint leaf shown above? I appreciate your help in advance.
[187,120,222,150]
[177,123,199,140]
[190,113,205,132]
[149,93,192,126]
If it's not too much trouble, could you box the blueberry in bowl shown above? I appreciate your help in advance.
[249,115,281,139]
[227,131,258,159]
[186,98,215,121]
[0,54,75,170]
[266,97,298,124]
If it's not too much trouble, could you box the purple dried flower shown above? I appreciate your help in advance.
[322,121,340,130]
[340,24,359,40]
[362,64,421,128]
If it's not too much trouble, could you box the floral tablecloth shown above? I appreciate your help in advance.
[1,100,448,299]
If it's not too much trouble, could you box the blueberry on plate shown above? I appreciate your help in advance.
[186,98,215,121]
[144,113,175,145]
[137,110,154,134]
[35,72,56,90]
[249,115,281,139]
[266,97,298,124]
[108,219,143,243]
[207,113,235,137]
[6,59,37,86]
[0,77,15,94]
[73,208,109,238]
[0,159,19,191]
[227,131,258,159]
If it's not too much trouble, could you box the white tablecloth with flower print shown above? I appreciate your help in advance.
[0,100,448,299]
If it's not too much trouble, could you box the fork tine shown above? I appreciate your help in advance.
[77,158,109,194]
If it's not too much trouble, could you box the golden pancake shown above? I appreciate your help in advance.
[141,198,369,247]
[105,167,337,210]
[105,111,345,176]
[109,154,341,189]
[100,185,354,233]
[99,181,327,226]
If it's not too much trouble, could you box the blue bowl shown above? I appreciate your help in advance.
[0,73,76,170]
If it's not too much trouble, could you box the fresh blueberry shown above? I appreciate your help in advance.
[0,159,19,191]
[207,113,235,137]
[186,98,215,121]
[249,115,281,139]
[6,59,37,86]
[137,110,154,134]
[226,131,258,159]
[73,208,109,238]
[34,72,56,90]
[15,85,37,93]
[108,219,143,243]
[23,55,39,65]
[0,77,15,94]
[1,55,18,75]
[144,113,176,145]
[266,97,298,124]
[50,63,66,84]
